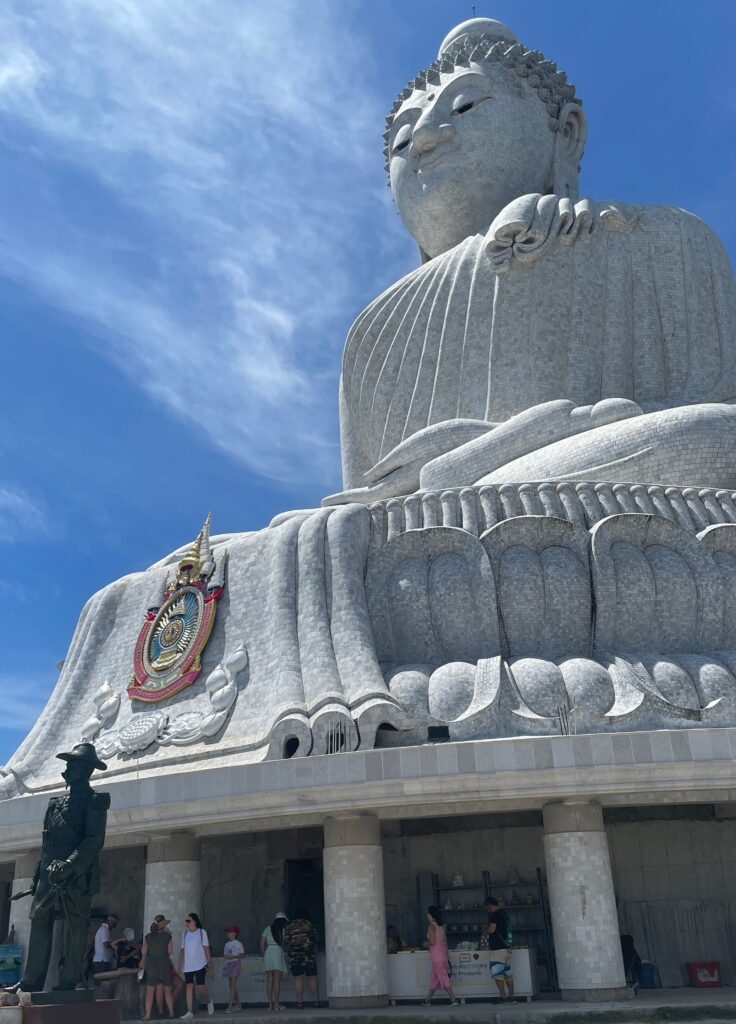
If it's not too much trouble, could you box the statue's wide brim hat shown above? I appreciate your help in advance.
[56,742,107,771]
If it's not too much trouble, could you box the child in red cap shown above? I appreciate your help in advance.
[223,925,244,1013]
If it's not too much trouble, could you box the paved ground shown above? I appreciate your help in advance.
[123,987,736,1023]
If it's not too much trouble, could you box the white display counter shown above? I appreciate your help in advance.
[387,948,538,1003]
[205,948,536,1005]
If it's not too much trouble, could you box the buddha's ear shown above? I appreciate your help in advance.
[551,102,587,200]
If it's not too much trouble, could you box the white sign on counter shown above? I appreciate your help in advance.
[387,948,538,1002]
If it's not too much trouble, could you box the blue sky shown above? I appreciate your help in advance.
[1,0,735,763]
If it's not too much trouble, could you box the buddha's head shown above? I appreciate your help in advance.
[386,18,586,260]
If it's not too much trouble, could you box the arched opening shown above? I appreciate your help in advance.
[373,722,400,749]
[326,722,346,754]
[283,736,300,759]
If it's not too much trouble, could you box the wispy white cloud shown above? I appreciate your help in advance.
[0,671,56,734]
[0,486,48,542]
[0,0,409,486]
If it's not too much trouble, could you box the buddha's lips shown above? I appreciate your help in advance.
[416,146,456,174]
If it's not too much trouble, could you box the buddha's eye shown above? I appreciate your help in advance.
[452,95,490,115]
[391,124,412,155]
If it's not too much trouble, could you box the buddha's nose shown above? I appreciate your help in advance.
[411,118,454,156]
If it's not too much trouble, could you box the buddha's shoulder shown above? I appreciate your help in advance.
[607,199,719,237]
[350,197,729,329]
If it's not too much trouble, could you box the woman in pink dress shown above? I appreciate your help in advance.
[423,906,459,1006]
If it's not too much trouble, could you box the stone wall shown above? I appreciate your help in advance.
[609,813,736,986]
[200,828,323,955]
[95,845,145,937]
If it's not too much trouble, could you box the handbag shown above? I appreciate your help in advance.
[477,933,490,951]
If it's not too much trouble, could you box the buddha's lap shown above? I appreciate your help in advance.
[471,403,736,488]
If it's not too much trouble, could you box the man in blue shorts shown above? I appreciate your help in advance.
[484,897,516,1004]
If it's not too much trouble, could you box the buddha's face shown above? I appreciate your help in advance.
[389,62,555,259]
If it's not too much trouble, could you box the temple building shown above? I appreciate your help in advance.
[3,15,736,1006]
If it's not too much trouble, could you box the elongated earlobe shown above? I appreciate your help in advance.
[551,103,587,200]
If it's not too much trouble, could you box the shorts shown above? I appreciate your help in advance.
[184,966,207,985]
[289,953,317,977]
[222,959,241,978]
[490,947,513,979]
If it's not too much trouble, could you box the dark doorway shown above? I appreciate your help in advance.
[0,881,9,942]
[284,857,324,947]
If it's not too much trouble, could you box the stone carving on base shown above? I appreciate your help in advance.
[4,16,736,790]
[80,681,120,744]
[128,513,226,704]
[94,644,248,758]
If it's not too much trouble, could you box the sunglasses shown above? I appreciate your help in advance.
[185,918,193,923]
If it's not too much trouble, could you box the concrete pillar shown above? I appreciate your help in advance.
[143,834,201,949]
[9,851,38,972]
[543,801,627,1001]
[323,815,388,1008]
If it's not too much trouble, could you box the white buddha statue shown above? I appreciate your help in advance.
[325,17,736,505]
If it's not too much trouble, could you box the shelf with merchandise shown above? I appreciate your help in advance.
[442,910,486,916]
[490,881,544,889]
[437,884,486,892]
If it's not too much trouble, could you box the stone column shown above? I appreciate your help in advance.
[323,815,388,1008]
[143,834,201,947]
[543,801,627,1001]
[9,851,38,972]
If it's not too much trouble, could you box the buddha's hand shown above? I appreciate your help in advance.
[419,398,642,491]
[322,420,496,506]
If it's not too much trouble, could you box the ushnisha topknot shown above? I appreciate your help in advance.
[383,17,581,176]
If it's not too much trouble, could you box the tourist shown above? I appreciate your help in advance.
[422,906,458,1006]
[222,924,245,1014]
[484,897,515,1004]
[284,908,320,1008]
[177,912,214,1020]
[141,916,175,1021]
[620,934,642,992]
[386,925,407,953]
[92,914,118,975]
[261,914,288,1010]
[112,927,142,969]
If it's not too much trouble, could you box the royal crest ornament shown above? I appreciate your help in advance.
[128,514,226,703]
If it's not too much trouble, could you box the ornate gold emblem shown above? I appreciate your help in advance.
[128,514,226,703]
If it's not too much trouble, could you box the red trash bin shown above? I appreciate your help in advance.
[686,961,721,987]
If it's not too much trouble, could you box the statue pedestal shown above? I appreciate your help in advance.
[23,999,121,1024]
[29,991,95,1004]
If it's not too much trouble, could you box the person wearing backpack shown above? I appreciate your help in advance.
[483,897,516,1004]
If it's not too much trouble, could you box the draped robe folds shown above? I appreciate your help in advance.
[4,506,403,790]
[338,195,736,490]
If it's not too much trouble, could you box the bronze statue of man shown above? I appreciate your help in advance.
[13,743,110,992]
